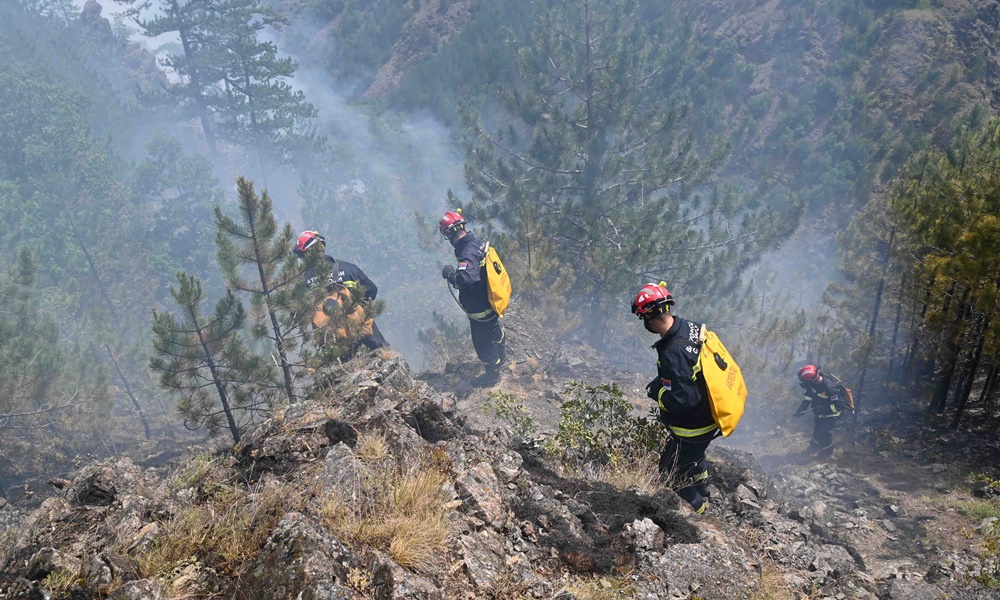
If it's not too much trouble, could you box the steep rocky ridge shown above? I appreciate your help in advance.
[1,342,997,598]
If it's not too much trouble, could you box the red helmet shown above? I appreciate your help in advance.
[294,230,325,257]
[798,365,819,382]
[439,210,466,236]
[631,282,675,318]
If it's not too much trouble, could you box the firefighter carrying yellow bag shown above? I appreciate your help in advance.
[312,285,373,339]
[694,324,747,437]
[480,242,511,317]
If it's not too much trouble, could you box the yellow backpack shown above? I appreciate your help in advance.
[693,325,747,437]
[480,243,511,317]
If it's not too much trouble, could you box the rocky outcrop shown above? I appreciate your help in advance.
[0,353,996,599]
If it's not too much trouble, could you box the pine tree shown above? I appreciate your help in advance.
[132,133,221,280]
[150,272,272,443]
[206,0,325,175]
[215,176,308,402]
[1,248,109,475]
[837,117,1000,428]
[113,0,220,152]
[461,0,796,336]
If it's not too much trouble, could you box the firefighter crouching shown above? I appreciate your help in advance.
[794,364,845,459]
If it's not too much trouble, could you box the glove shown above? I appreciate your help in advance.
[645,377,662,401]
[442,265,455,282]
[793,400,810,417]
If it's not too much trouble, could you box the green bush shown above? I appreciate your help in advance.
[483,390,537,444]
[545,382,664,466]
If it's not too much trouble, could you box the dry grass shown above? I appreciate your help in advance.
[587,455,664,495]
[564,572,636,599]
[378,348,395,361]
[170,453,217,491]
[0,526,17,568]
[751,563,795,600]
[552,453,666,496]
[40,568,78,596]
[321,457,451,571]
[355,431,391,462]
[483,565,533,599]
[137,483,290,577]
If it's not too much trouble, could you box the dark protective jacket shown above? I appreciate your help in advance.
[451,232,492,317]
[649,316,718,438]
[306,255,378,301]
[797,374,844,419]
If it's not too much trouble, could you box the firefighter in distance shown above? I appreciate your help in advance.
[794,364,845,458]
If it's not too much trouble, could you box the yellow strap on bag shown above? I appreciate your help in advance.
[696,325,747,437]
[481,243,512,317]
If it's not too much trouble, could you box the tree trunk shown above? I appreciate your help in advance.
[931,285,967,413]
[885,274,906,393]
[951,317,987,428]
[171,0,217,154]
[246,201,295,403]
[105,344,150,440]
[62,196,150,440]
[984,363,1000,413]
[976,364,997,411]
[186,304,240,444]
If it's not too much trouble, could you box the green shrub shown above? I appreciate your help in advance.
[545,381,664,465]
[483,390,537,443]
[975,521,1000,588]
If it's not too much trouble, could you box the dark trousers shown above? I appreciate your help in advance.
[360,321,389,350]
[470,316,506,372]
[658,433,713,512]
[811,416,839,450]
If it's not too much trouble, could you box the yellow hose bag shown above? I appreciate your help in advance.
[481,243,512,317]
[695,325,747,437]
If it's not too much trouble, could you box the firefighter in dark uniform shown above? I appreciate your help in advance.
[633,282,718,514]
[794,365,844,458]
[440,210,506,387]
[294,230,389,350]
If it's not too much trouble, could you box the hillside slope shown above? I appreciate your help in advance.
[1,345,997,599]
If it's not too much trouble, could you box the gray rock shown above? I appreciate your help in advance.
[108,579,169,600]
[458,529,505,591]
[323,442,362,490]
[26,547,81,580]
[632,535,756,599]
[884,504,904,517]
[623,518,664,552]
[495,452,523,483]
[872,560,917,580]
[809,544,856,579]
[245,512,379,599]
[455,462,505,528]
[735,484,758,505]
[886,579,945,599]
[83,558,113,591]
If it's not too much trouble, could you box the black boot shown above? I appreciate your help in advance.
[474,366,501,388]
